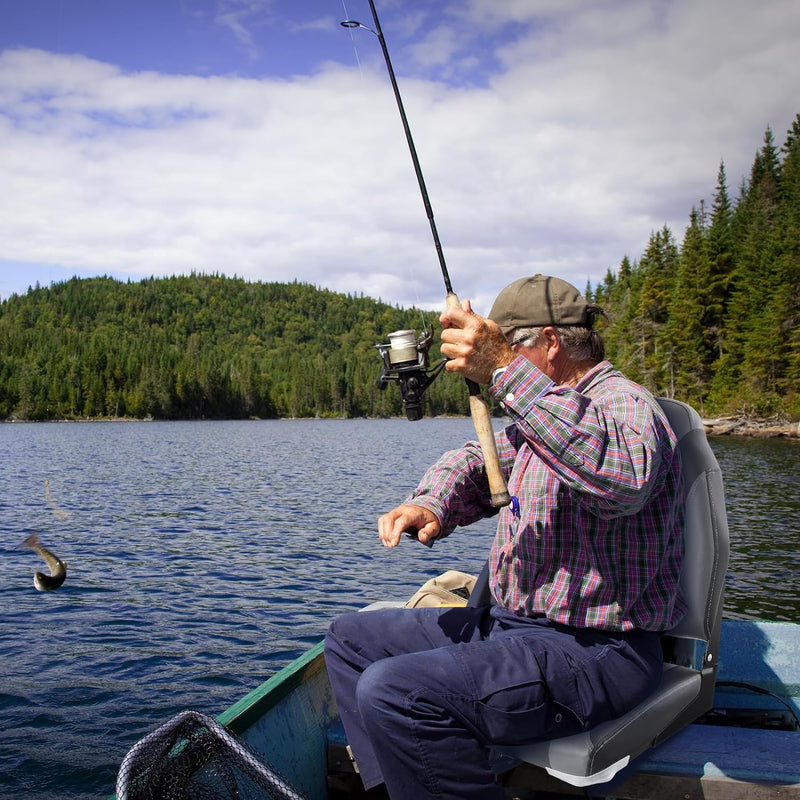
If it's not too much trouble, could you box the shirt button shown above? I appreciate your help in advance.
[554,713,563,723]
[504,392,515,403]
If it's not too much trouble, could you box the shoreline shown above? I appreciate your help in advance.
[702,416,800,439]
[4,415,800,438]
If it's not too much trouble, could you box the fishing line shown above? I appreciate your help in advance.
[340,0,364,77]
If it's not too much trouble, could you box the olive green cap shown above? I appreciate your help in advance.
[488,274,589,335]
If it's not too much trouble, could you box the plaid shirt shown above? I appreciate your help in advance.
[407,357,686,632]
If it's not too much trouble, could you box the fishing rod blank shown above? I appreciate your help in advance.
[341,10,451,295]
[341,2,511,508]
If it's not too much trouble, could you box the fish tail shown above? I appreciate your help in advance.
[23,533,40,549]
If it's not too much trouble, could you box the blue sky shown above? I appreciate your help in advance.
[2,0,800,312]
[2,0,350,77]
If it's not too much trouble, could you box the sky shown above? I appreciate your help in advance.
[1,0,800,314]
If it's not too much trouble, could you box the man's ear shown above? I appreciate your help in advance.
[542,326,560,360]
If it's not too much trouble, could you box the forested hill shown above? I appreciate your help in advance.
[3,113,800,422]
[0,275,469,420]
[591,113,800,420]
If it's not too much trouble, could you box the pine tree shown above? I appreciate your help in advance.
[717,126,783,413]
[704,163,735,365]
[662,207,708,407]
[602,255,643,382]
[635,227,680,393]
[774,113,800,415]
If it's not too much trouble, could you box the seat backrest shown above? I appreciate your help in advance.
[657,398,730,673]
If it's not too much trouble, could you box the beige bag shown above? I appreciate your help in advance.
[404,570,478,608]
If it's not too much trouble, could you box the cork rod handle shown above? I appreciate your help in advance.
[446,292,511,508]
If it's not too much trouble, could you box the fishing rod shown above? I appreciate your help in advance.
[341,1,510,508]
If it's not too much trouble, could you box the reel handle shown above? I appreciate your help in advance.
[446,292,512,508]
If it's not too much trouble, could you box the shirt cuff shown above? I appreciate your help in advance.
[489,354,553,409]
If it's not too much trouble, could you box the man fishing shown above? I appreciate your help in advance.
[324,274,686,800]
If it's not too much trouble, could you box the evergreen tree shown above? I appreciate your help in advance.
[662,207,708,407]
[601,255,638,378]
[634,227,680,392]
[769,115,800,415]
[713,126,783,413]
[704,162,735,365]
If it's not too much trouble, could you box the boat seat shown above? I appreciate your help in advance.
[469,397,730,787]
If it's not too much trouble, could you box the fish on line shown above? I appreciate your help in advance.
[22,533,67,591]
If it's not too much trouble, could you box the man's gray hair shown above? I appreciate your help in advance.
[510,315,606,362]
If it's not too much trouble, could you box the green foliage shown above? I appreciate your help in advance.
[592,113,800,419]
[0,275,469,420]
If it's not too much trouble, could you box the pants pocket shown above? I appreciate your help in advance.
[476,676,584,745]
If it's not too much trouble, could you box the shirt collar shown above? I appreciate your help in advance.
[573,360,615,394]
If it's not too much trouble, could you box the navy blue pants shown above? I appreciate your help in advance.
[324,605,662,800]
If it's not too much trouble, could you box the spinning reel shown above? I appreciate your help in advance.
[376,329,446,421]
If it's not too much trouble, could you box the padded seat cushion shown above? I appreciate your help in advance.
[500,664,701,783]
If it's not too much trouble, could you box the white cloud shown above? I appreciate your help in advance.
[2,0,800,311]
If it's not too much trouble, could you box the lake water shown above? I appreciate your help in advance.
[1,418,799,800]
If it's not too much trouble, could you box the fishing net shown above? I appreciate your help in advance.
[115,710,307,800]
